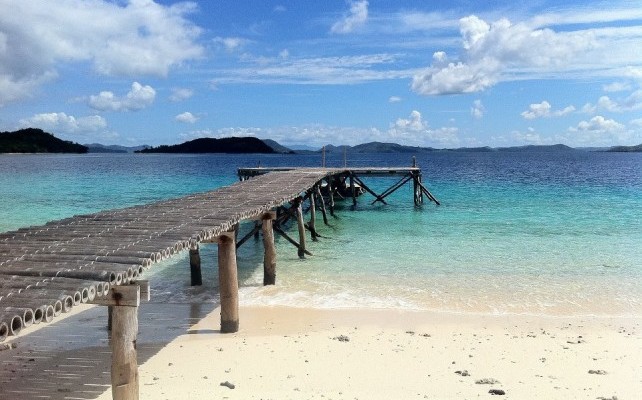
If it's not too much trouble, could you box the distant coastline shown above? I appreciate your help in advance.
[2,128,641,154]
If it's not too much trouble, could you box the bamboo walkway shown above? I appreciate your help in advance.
[0,166,438,400]
[0,169,338,340]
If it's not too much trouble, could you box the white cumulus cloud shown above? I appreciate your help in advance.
[471,100,485,119]
[572,115,625,133]
[521,101,575,119]
[18,112,108,135]
[0,0,203,106]
[566,115,636,145]
[175,112,198,124]
[412,15,596,95]
[583,90,642,114]
[331,0,369,34]
[388,110,460,146]
[89,82,156,112]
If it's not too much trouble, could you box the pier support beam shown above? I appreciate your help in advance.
[261,212,277,285]
[349,174,357,207]
[296,203,307,258]
[308,192,318,241]
[217,232,239,333]
[189,244,202,286]
[327,177,335,216]
[316,185,329,225]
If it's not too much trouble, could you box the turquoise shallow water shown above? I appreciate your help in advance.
[1,152,640,316]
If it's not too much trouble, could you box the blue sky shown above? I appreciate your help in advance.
[1,0,641,148]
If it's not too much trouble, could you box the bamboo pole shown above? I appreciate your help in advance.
[0,313,22,336]
[218,232,239,333]
[0,321,7,342]
[261,213,276,285]
[2,307,34,327]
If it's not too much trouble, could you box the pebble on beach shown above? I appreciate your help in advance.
[220,381,235,389]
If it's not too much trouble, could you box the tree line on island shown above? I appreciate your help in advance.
[1,128,641,154]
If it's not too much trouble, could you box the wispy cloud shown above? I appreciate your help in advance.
[331,0,369,34]
[169,88,194,102]
[213,36,252,52]
[211,53,415,85]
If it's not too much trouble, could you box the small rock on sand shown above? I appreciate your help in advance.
[333,335,350,342]
[220,381,235,389]
[475,378,500,384]
[489,389,506,395]
[455,370,470,376]
[588,370,607,375]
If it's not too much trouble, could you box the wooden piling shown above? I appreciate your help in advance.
[189,244,202,286]
[296,203,307,258]
[308,192,318,241]
[107,285,140,400]
[217,232,239,333]
[261,212,276,285]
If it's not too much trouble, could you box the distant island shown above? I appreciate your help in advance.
[0,128,87,153]
[136,137,276,154]
[85,143,150,153]
[2,128,641,155]
[606,144,642,152]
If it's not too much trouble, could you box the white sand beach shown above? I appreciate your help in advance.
[1,300,640,400]
[87,305,641,400]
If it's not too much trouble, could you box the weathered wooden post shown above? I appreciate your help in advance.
[218,232,239,333]
[92,282,149,400]
[296,202,307,258]
[261,212,277,285]
[308,192,318,241]
[189,244,202,286]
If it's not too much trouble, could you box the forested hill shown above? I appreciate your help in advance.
[136,137,276,154]
[0,128,87,153]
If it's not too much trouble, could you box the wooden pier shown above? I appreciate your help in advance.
[0,167,438,399]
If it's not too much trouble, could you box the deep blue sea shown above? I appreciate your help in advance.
[1,151,640,317]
